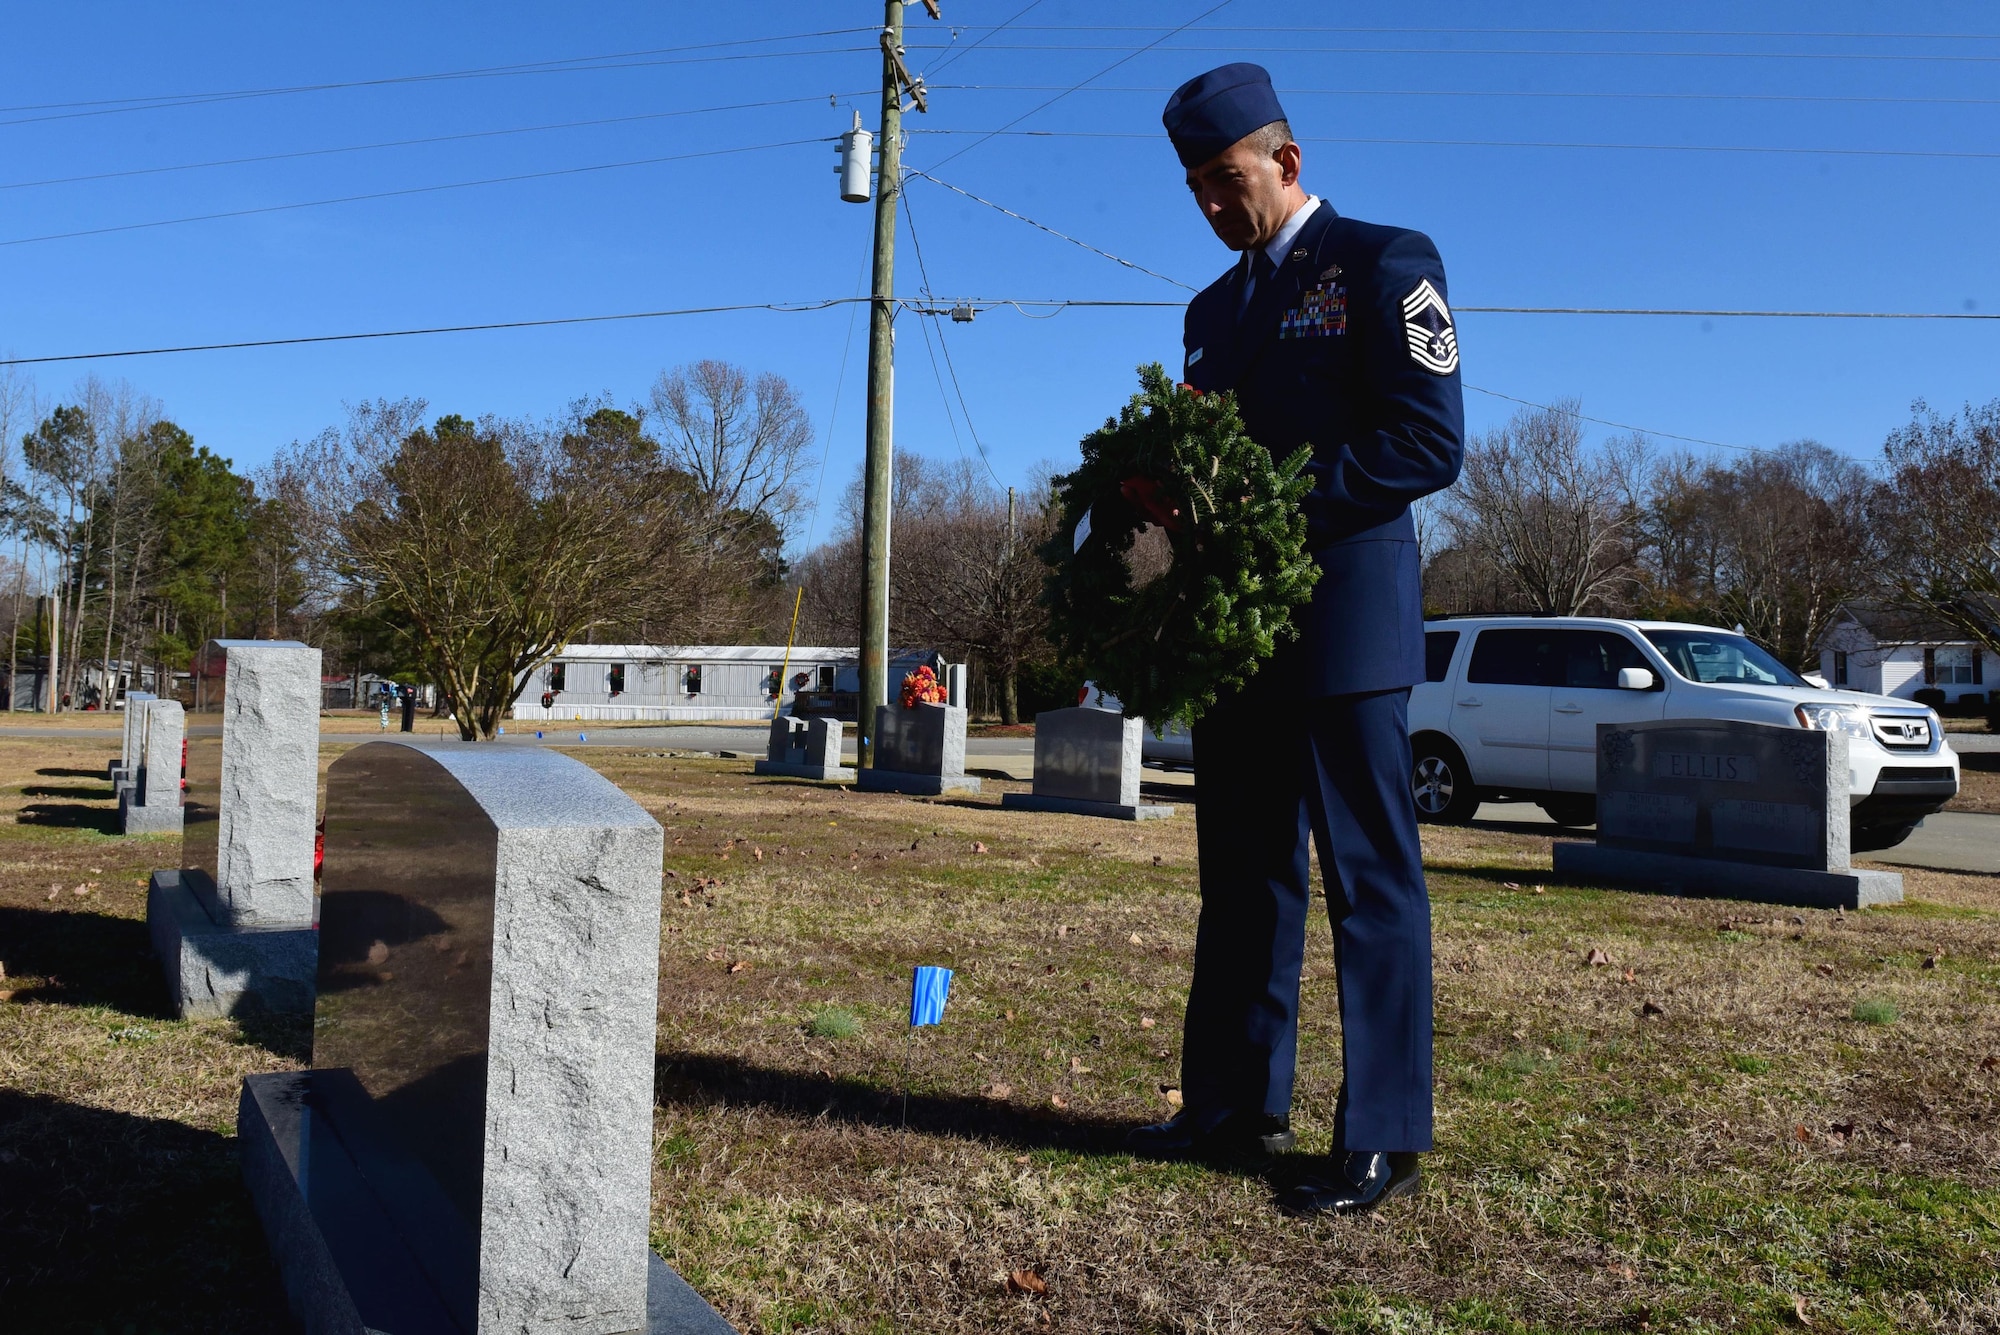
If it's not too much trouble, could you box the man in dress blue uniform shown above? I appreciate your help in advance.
[1123,63,1464,1215]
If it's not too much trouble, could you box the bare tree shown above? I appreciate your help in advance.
[649,361,813,533]
[1871,398,2000,661]
[1441,401,1643,614]
[276,401,758,740]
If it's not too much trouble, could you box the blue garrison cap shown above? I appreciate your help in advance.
[1162,63,1288,169]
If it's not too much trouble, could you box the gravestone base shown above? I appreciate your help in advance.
[146,870,316,1019]
[753,758,856,782]
[1553,842,1903,910]
[240,1071,735,1335]
[857,769,981,796]
[120,789,184,835]
[108,761,130,786]
[1000,792,1171,821]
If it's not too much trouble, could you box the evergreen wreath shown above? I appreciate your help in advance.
[1040,363,1319,726]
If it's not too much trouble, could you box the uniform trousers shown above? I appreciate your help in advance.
[1182,686,1434,1151]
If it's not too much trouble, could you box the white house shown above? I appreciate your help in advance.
[510,644,857,723]
[1818,605,1992,707]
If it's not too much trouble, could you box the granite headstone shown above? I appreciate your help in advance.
[1001,707,1171,820]
[237,739,732,1335]
[858,702,980,795]
[753,715,854,781]
[147,639,322,1017]
[120,698,184,835]
[111,689,155,786]
[1551,719,1902,908]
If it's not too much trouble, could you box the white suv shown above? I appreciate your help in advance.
[1410,616,1960,851]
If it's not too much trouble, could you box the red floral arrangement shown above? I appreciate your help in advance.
[900,665,948,709]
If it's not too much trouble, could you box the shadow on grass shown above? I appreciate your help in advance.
[20,784,113,800]
[35,767,111,779]
[0,905,166,1016]
[0,1089,289,1334]
[15,803,120,834]
[654,1049,1135,1153]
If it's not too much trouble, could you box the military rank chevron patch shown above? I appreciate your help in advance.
[1401,278,1459,375]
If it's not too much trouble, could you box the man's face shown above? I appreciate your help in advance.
[1186,133,1302,251]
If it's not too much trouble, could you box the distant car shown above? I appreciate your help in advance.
[1409,616,1959,851]
[1079,683,1193,766]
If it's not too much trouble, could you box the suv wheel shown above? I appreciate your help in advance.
[1538,795,1597,828]
[1852,822,1917,853]
[1410,738,1479,824]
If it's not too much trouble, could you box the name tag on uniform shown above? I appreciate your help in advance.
[1279,280,1346,339]
[1186,346,1204,367]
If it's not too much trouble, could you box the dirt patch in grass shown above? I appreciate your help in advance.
[3,736,1999,1332]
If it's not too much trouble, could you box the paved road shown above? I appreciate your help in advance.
[1477,800,2000,877]
[1948,732,2000,752]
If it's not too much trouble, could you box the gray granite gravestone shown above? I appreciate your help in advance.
[238,739,732,1335]
[147,639,321,1017]
[946,663,968,709]
[1551,719,1902,908]
[120,699,184,835]
[111,689,155,786]
[754,715,854,781]
[1002,707,1171,820]
[857,703,980,795]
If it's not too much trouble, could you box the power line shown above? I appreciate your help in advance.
[906,169,1195,291]
[903,41,2000,64]
[919,0,1238,174]
[0,137,825,249]
[7,299,1999,369]
[933,82,2000,109]
[0,32,877,129]
[1463,384,1758,455]
[908,127,2000,163]
[921,0,1053,80]
[936,25,2000,42]
[901,189,1001,485]
[0,96,869,193]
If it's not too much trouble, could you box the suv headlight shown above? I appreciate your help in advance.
[1795,703,1872,741]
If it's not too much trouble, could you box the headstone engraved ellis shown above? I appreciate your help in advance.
[1001,707,1171,820]
[119,698,184,834]
[146,640,321,1017]
[858,702,980,795]
[1552,719,1902,908]
[753,714,854,781]
[111,689,155,786]
[237,739,732,1335]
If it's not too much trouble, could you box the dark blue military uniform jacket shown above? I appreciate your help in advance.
[1182,201,1464,696]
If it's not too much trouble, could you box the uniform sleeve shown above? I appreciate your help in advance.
[1310,230,1465,533]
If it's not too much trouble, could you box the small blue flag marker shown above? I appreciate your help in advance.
[909,966,953,1028]
[579,732,588,741]
[535,730,544,739]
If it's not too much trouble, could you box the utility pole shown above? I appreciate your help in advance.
[855,0,936,767]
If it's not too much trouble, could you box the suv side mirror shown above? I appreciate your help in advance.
[1617,667,1656,691]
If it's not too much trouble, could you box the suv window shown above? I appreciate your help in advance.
[1643,629,1806,687]
[1423,630,1461,683]
[1467,629,1555,686]
[1561,631,1653,689]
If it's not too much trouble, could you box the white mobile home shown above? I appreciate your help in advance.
[510,644,856,722]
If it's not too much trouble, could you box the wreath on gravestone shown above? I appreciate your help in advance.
[1039,363,1319,728]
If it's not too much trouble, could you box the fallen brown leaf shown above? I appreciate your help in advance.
[727,960,750,974]
[1008,1269,1048,1296]
[972,841,989,854]
[1004,1010,1017,1021]
[1160,1086,1183,1107]
[1791,1293,1812,1326]
[1981,1055,1999,1071]
[1621,968,1636,983]
[663,869,679,879]
[1502,881,1522,890]
[1815,963,1835,976]
[753,847,764,862]
[1056,925,1068,939]
[1048,1093,1068,1110]
[366,940,390,965]
[1068,1057,1091,1075]
[0,990,15,1003]
[1922,953,1939,970]
[1128,932,1143,945]
[1139,1016,1156,1030]
[704,948,728,962]
[1794,1124,1813,1143]
[1586,948,1611,967]
[983,1082,1014,1099]
[1532,884,1546,895]
[1640,999,1665,1018]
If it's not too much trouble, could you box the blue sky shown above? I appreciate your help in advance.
[1,2,1996,550]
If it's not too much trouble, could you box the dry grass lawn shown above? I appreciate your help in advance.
[2,734,1999,1334]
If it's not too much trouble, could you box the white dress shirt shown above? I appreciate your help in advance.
[1240,194,1321,309]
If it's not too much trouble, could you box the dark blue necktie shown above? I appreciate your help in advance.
[1238,249,1273,322]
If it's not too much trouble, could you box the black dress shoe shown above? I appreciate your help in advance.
[1124,1110,1295,1168]
[1279,1151,1422,1215]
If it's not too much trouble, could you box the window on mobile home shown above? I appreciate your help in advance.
[608,664,626,696]
[549,662,566,692]
[683,665,702,696]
